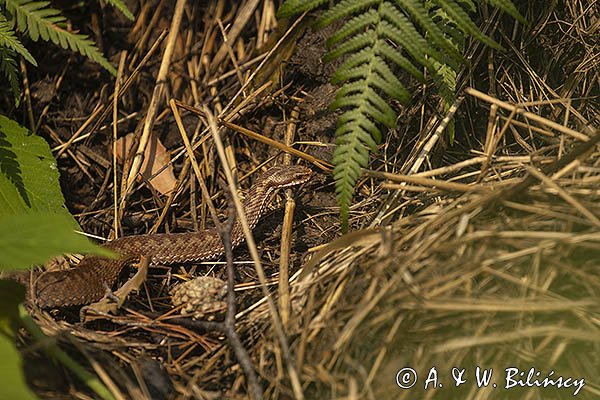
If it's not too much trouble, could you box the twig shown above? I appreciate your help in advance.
[124,0,187,192]
[203,106,305,400]
[219,181,263,400]
[279,105,300,325]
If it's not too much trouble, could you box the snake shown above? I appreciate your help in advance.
[6,165,312,309]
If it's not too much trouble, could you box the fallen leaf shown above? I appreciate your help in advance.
[116,133,177,194]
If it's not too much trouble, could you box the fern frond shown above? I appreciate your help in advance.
[336,123,378,150]
[338,112,382,143]
[392,0,463,64]
[4,0,116,75]
[375,41,424,82]
[278,0,524,229]
[0,14,36,65]
[102,0,135,21]
[485,0,526,23]
[332,138,369,231]
[378,20,438,77]
[277,0,328,18]
[431,0,500,49]
[0,47,21,104]
[370,56,410,102]
[318,0,379,28]
[324,30,376,61]
[331,91,396,127]
[334,64,408,104]
[328,9,379,45]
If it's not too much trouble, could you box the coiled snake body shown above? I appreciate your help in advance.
[8,165,312,308]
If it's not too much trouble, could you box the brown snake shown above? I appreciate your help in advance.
[7,165,312,309]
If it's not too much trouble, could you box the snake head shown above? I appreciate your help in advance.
[258,164,313,189]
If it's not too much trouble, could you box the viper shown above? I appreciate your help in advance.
[6,165,312,308]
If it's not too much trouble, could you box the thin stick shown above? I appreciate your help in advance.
[279,106,300,326]
[222,120,332,171]
[465,87,591,141]
[125,0,187,191]
[54,30,168,155]
[203,106,305,400]
[112,52,127,239]
[526,165,600,228]
[219,185,263,400]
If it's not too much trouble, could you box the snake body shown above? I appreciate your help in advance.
[8,165,312,308]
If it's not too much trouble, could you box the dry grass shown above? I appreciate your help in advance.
[12,0,599,399]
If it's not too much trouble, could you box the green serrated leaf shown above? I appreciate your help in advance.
[0,330,36,400]
[0,212,112,270]
[375,41,425,82]
[336,123,378,149]
[0,114,72,216]
[485,0,526,24]
[278,0,525,230]
[334,51,369,80]
[0,15,36,65]
[378,19,445,71]
[0,48,22,105]
[339,112,382,143]
[371,56,410,103]
[325,30,377,61]
[277,0,328,18]
[392,0,463,64]
[5,0,116,75]
[0,281,34,400]
[317,0,379,28]
[102,0,135,21]
[328,8,379,45]
[431,0,501,49]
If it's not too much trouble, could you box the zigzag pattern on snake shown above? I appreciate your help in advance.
[6,165,312,308]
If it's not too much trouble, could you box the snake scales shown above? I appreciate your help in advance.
[7,165,312,308]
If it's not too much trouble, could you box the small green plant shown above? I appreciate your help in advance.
[0,0,133,104]
[0,115,113,399]
[278,0,525,230]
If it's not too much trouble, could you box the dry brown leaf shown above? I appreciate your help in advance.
[116,133,177,194]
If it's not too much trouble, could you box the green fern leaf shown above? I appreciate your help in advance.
[333,49,374,79]
[485,0,526,24]
[333,139,369,231]
[333,141,368,177]
[317,0,380,28]
[371,55,410,102]
[377,19,439,77]
[278,0,524,229]
[335,56,409,104]
[102,0,135,21]
[328,9,379,45]
[332,92,396,127]
[431,0,500,49]
[391,0,463,65]
[375,41,425,82]
[335,122,378,150]
[4,0,116,75]
[379,18,448,71]
[324,30,376,61]
[0,15,36,65]
[277,0,328,18]
[0,48,21,105]
[339,111,382,143]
